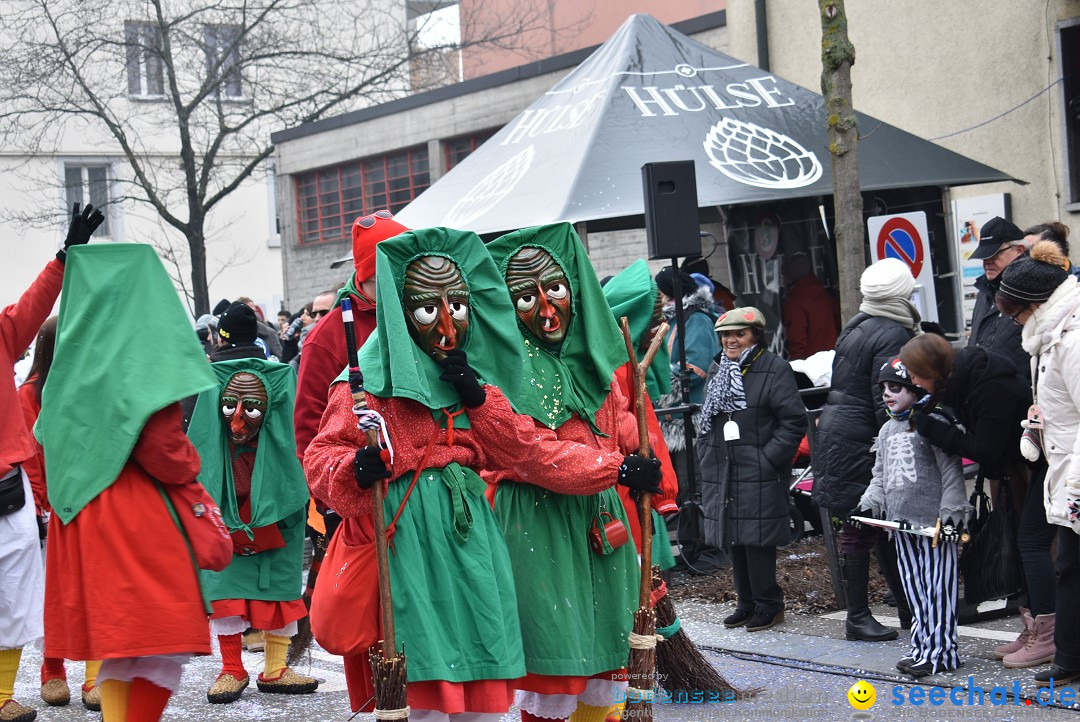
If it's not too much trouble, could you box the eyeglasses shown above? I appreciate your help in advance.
[1009,307,1030,326]
[355,210,393,229]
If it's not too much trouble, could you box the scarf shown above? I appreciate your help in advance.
[357,227,540,427]
[487,223,627,431]
[858,296,923,334]
[38,244,217,524]
[699,345,756,434]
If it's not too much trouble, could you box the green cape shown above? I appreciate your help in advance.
[38,244,217,524]
[187,358,309,536]
[602,259,672,400]
[357,227,539,419]
[487,223,627,430]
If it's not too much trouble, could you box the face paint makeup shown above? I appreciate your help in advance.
[221,372,268,445]
[403,255,469,360]
[504,247,571,346]
[882,381,919,415]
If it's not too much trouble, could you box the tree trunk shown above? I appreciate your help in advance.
[819,0,863,323]
[188,219,210,316]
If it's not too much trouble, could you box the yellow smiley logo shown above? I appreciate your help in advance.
[848,680,876,710]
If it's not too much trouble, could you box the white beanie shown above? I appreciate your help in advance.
[860,258,915,301]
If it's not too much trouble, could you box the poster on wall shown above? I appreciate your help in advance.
[950,194,1008,334]
[867,211,939,323]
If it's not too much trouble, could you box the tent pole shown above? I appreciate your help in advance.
[755,0,771,71]
[670,261,702,551]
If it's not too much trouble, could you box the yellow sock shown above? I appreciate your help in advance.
[0,647,22,705]
[83,660,102,689]
[569,702,615,722]
[262,633,289,679]
[100,679,131,722]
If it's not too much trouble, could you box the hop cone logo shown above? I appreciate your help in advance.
[445,145,535,227]
[703,118,823,189]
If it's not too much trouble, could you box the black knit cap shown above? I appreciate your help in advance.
[217,302,259,345]
[876,357,921,391]
[998,255,1069,303]
[655,265,696,299]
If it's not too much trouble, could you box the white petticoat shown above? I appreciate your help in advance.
[0,468,44,648]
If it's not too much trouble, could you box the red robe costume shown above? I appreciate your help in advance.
[17,381,48,514]
[293,296,376,463]
[305,383,625,714]
[44,404,211,660]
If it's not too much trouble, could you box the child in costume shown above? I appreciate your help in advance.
[602,259,682,564]
[187,358,316,703]
[487,225,664,722]
[38,244,217,722]
[17,316,103,711]
[304,227,661,722]
[853,358,971,678]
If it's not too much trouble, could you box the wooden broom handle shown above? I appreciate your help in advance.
[620,317,669,608]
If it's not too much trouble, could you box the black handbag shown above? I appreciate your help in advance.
[0,469,26,518]
[959,475,1023,605]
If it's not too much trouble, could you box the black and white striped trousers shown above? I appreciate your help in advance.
[895,532,960,672]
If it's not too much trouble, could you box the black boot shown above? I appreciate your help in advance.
[842,553,899,641]
[875,537,913,630]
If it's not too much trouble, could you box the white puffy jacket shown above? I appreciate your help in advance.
[1022,276,1080,532]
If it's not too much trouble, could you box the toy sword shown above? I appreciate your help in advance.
[850,516,970,548]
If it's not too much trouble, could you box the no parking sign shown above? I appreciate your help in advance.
[867,211,939,322]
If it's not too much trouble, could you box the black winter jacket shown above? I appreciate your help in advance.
[811,313,915,514]
[697,349,807,548]
[969,274,1030,381]
[917,347,1031,480]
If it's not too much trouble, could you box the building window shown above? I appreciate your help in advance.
[64,164,111,237]
[1061,21,1080,205]
[124,21,164,97]
[444,129,497,171]
[204,24,243,98]
[295,147,430,246]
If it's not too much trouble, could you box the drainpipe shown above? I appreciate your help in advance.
[755,0,770,71]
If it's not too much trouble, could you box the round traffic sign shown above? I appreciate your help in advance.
[876,217,924,279]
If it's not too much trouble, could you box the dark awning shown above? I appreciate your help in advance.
[397,13,1015,235]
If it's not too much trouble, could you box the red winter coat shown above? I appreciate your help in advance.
[0,259,63,476]
[293,295,376,465]
[44,404,211,660]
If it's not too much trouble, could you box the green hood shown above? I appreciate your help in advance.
[38,244,217,524]
[487,223,627,430]
[602,259,672,400]
[357,227,539,419]
[187,358,309,537]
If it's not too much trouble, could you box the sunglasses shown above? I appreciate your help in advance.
[313,308,331,319]
[355,209,393,229]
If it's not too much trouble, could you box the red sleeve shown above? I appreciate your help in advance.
[0,259,63,362]
[17,383,48,512]
[469,387,624,496]
[303,382,373,519]
[131,403,201,485]
[293,317,343,463]
[613,364,678,512]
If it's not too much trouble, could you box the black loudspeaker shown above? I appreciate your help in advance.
[642,160,700,260]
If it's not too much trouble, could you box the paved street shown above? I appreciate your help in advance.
[14,595,1080,721]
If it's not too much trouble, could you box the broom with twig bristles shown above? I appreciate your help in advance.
[342,298,408,720]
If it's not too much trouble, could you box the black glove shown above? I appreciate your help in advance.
[847,507,877,530]
[939,517,965,544]
[913,409,951,445]
[353,445,390,490]
[618,454,662,498]
[437,348,486,408]
[57,203,105,262]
